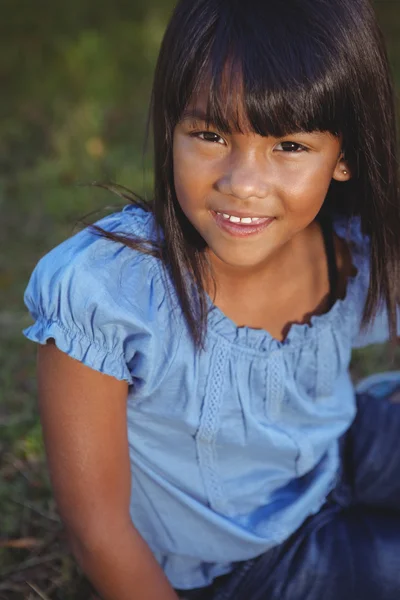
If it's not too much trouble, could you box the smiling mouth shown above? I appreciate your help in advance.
[213,210,272,225]
[211,210,275,237]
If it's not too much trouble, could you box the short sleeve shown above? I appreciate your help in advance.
[23,206,179,389]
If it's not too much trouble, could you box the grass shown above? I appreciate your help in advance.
[0,189,113,598]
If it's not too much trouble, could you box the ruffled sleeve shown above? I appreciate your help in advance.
[23,206,178,388]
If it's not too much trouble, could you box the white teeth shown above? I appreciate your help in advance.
[217,211,264,224]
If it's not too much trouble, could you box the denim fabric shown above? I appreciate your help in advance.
[178,373,400,600]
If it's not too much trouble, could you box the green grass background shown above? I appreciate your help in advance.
[1,1,399,597]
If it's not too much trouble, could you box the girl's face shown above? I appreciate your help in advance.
[173,95,351,273]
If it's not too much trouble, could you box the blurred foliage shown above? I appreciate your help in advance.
[0,0,399,597]
[1,1,177,596]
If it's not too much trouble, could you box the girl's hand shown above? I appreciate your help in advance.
[37,341,179,600]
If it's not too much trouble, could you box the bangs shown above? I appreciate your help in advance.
[167,0,350,138]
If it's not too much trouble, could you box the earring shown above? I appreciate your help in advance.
[343,170,348,175]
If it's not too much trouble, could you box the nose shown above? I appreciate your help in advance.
[215,151,270,200]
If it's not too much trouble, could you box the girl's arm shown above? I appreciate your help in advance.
[37,341,179,600]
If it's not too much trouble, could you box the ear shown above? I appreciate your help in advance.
[332,153,351,182]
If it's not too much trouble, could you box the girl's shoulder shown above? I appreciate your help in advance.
[25,203,162,307]
[36,202,158,271]
[332,213,370,293]
[330,212,370,306]
[23,204,181,384]
[333,213,370,265]
[332,213,399,348]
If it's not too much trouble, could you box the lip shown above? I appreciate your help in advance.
[211,210,275,238]
[213,209,271,219]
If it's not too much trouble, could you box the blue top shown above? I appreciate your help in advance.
[23,204,394,590]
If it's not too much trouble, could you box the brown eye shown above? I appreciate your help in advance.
[196,131,225,144]
[276,141,307,152]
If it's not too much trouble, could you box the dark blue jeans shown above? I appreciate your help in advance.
[177,373,400,600]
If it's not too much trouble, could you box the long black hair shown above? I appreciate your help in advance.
[97,0,400,348]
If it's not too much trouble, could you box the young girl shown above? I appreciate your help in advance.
[23,0,400,598]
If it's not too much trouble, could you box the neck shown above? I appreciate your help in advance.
[206,222,319,296]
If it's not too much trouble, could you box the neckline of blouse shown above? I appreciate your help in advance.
[206,216,367,353]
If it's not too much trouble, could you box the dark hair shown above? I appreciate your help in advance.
[97,0,400,348]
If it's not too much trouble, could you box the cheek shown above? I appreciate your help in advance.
[173,143,195,209]
[283,163,336,217]
[173,160,198,212]
[173,138,213,213]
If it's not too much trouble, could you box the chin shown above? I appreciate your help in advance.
[210,248,272,271]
